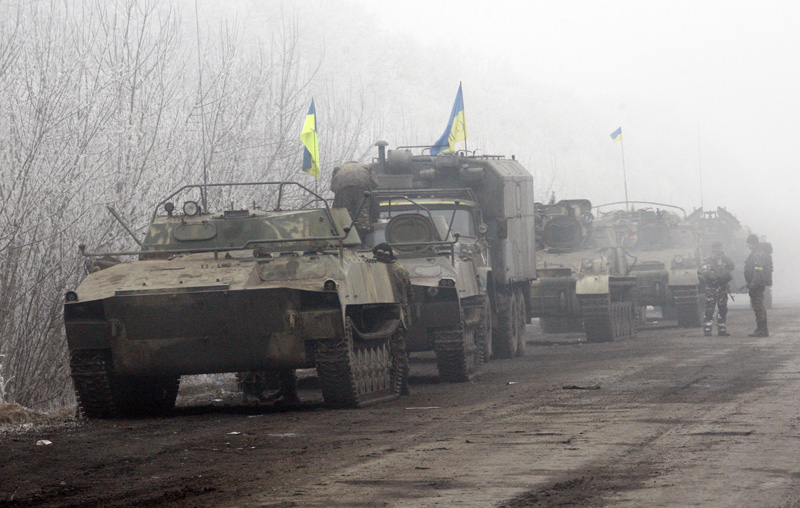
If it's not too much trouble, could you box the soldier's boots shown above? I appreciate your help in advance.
[748,320,769,337]
[704,321,713,337]
[718,327,730,337]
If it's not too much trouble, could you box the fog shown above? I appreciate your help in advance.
[222,0,799,300]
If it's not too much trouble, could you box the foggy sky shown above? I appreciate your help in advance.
[208,0,800,299]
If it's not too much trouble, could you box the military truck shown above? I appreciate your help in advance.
[369,142,536,359]
[64,182,410,418]
[687,206,771,308]
[593,202,702,327]
[363,189,490,381]
[530,199,637,342]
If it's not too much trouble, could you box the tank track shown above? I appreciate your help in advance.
[70,349,118,418]
[579,294,636,343]
[70,349,180,419]
[673,286,702,328]
[435,323,481,383]
[315,318,408,407]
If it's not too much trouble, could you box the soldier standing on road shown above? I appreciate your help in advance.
[331,162,379,239]
[744,234,774,337]
[699,241,734,336]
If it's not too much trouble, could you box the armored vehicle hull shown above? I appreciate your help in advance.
[65,183,410,417]
[594,202,703,328]
[531,200,637,342]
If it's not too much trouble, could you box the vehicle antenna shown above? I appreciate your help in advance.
[195,0,209,213]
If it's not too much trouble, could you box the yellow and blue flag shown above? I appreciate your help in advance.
[301,99,320,177]
[431,83,467,155]
[610,127,622,142]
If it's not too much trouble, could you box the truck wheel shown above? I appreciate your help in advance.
[493,292,518,359]
[316,317,407,407]
[476,296,493,363]
[435,322,480,382]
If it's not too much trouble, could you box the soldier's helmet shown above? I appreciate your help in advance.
[746,234,759,245]
[711,241,723,249]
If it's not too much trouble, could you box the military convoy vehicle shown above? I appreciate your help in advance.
[530,199,637,342]
[593,202,702,327]
[687,206,771,307]
[364,189,490,381]
[369,142,536,359]
[64,182,411,418]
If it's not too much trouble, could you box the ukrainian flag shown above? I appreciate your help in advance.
[301,99,320,177]
[610,127,622,142]
[431,83,467,155]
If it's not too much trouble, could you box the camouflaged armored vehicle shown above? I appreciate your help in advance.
[368,142,535,359]
[64,182,410,417]
[593,202,702,327]
[530,199,637,342]
[363,189,491,381]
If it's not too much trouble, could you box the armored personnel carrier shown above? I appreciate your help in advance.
[369,142,536,359]
[64,182,410,417]
[530,199,637,342]
[593,202,702,327]
[364,189,491,381]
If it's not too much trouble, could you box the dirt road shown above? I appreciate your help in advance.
[3,304,800,507]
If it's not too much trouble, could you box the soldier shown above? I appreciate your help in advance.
[331,162,379,239]
[699,241,734,336]
[744,234,773,337]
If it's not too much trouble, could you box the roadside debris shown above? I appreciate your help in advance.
[562,384,601,390]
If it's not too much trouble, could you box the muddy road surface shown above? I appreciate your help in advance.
[3,305,800,508]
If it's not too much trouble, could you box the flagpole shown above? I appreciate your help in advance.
[620,132,629,211]
[460,81,467,155]
[697,123,704,211]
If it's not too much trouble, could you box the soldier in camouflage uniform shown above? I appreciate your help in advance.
[699,241,734,336]
[744,234,773,337]
[331,162,379,239]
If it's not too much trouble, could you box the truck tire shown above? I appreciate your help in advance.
[515,289,527,357]
[493,292,518,359]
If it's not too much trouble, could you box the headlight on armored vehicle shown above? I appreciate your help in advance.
[323,279,337,291]
[426,286,439,298]
[673,255,683,265]
[183,200,201,217]
[581,258,594,270]
[438,278,456,287]
[65,291,79,302]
